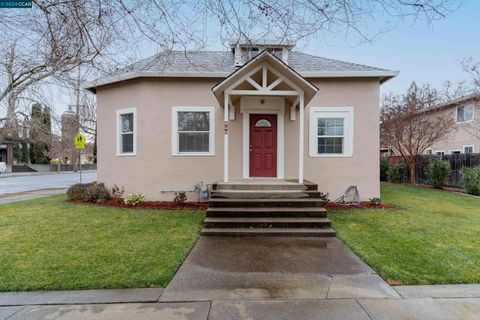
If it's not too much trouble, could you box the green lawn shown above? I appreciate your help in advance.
[329,182,480,285]
[0,195,205,291]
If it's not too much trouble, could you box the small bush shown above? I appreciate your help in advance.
[124,193,145,206]
[380,157,389,182]
[83,182,111,203]
[461,166,480,195]
[369,197,381,205]
[426,159,451,189]
[173,192,187,205]
[318,192,329,206]
[111,185,125,199]
[66,183,91,200]
[388,162,406,183]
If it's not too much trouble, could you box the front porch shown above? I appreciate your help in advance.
[212,51,318,183]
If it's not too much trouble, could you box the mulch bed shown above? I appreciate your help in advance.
[325,201,396,210]
[69,198,394,211]
[68,198,209,210]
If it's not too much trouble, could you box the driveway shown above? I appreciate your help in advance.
[0,171,96,195]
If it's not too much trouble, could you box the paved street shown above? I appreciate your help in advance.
[0,171,96,195]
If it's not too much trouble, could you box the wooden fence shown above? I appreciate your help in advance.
[414,153,480,188]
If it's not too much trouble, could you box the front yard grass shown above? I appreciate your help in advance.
[329,182,480,285]
[0,195,205,291]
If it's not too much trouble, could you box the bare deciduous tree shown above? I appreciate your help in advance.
[0,0,462,140]
[381,83,455,184]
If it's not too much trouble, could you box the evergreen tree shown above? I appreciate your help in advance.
[29,104,51,164]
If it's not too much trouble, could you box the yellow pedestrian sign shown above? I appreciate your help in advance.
[74,133,86,149]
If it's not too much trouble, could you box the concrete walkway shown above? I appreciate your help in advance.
[161,237,399,301]
[2,237,480,319]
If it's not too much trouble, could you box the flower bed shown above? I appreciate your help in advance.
[69,198,209,210]
[325,201,395,210]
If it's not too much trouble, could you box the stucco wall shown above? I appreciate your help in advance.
[425,102,479,154]
[96,77,380,201]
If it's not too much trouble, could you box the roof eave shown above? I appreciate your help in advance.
[83,70,399,93]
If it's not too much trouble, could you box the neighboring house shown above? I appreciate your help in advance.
[0,139,15,173]
[84,41,397,201]
[421,93,480,157]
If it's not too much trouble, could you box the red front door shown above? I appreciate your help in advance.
[249,114,277,177]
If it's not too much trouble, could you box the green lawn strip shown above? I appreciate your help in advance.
[0,195,205,291]
[329,183,480,285]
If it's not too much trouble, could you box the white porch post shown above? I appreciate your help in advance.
[224,92,229,182]
[298,94,304,184]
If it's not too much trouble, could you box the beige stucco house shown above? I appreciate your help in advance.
[85,42,397,201]
[422,93,480,157]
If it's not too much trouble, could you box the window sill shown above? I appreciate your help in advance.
[172,153,215,157]
[309,154,352,158]
[456,120,474,124]
[116,153,137,157]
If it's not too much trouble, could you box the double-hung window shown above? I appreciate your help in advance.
[309,107,353,157]
[116,108,137,156]
[172,106,214,155]
[456,105,474,123]
[463,145,474,154]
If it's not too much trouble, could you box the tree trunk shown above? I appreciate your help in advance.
[408,160,416,185]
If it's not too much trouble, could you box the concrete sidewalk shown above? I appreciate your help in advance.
[0,189,66,204]
[1,294,480,319]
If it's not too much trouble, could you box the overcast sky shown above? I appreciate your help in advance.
[52,0,479,116]
[308,0,480,96]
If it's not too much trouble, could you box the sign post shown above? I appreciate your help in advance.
[74,133,86,183]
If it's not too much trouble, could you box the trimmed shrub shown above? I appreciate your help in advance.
[124,193,145,206]
[426,159,451,189]
[318,192,329,206]
[388,162,406,183]
[369,197,381,205]
[461,166,480,195]
[173,192,187,205]
[66,183,90,200]
[380,157,389,182]
[83,182,111,203]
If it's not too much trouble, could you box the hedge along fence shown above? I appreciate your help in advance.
[414,153,480,188]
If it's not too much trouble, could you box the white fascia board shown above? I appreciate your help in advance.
[300,70,399,78]
[83,71,231,90]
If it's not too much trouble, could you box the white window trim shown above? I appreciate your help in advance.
[116,107,137,156]
[448,149,462,154]
[463,145,475,153]
[309,106,354,158]
[434,150,445,156]
[171,106,215,156]
[456,104,475,124]
[425,148,433,155]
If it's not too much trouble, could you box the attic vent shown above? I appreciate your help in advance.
[232,41,295,66]
[248,47,260,60]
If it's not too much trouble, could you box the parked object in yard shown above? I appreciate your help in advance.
[335,186,360,205]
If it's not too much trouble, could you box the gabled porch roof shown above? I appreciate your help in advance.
[212,51,319,108]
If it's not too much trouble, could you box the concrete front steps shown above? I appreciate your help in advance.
[201,180,336,237]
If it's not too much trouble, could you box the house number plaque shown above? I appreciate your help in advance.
[224,121,229,134]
